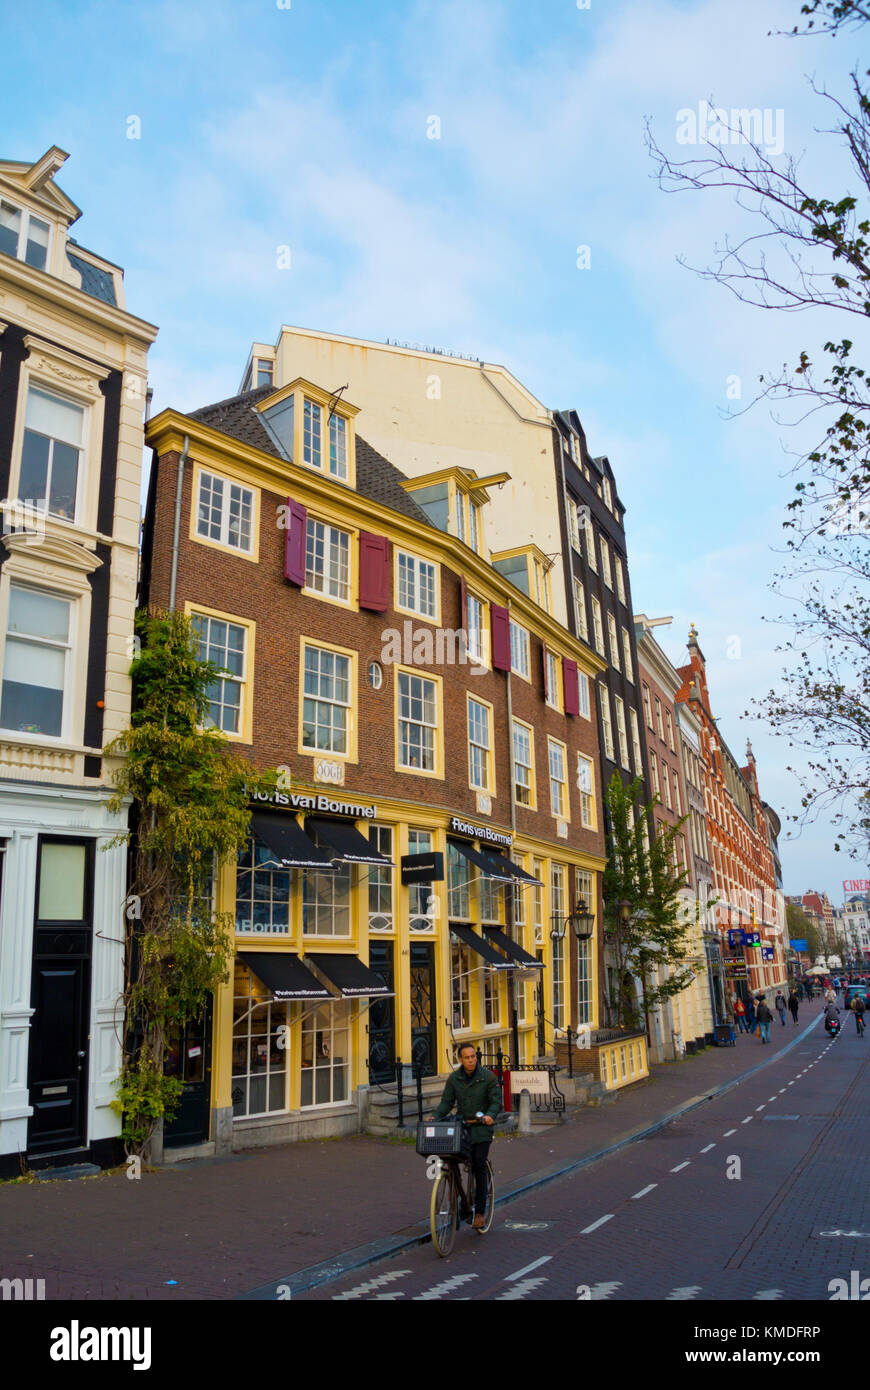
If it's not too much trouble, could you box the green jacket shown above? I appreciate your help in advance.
[434,1064,502,1143]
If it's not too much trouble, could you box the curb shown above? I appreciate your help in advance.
[238,1007,825,1299]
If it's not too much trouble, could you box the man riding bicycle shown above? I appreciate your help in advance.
[429,1042,501,1230]
[852,993,866,1036]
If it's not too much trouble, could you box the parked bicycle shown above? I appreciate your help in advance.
[417,1116,495,1256]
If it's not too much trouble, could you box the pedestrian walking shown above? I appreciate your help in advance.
[775,991,787,1026]
[733,995,747,1033]
[755,997,773,1044]
[788,989,799,1024]
[745,997,757,1031]
[824,986,836,1004]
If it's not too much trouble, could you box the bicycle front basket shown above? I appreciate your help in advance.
[416,1120,467,1157]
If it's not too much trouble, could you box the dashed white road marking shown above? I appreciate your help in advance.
[779,1088,787,1094]
[741,1117,753,1124]
[700,1144,716,1154]
[581,1214,614,1235]
[768,1096,778,1102]
[414,1274,479,1300]
[723,1128,737,1137]
[667,1286,703,1300]
[333,1269,412,1300]
[755,1104,766,1111]
[589,1281,623,1300]
[496,1277,549,1300]
[505,1256,552,1281]
[788,1081,795,1086]
[670,1161,691,1172]
[632,1183,658,1199]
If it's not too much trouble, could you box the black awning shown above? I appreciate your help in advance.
[306,816,392,865]
[450,924,515,970]
[448,837,512,881]
[304,953,394,998]
[484,927,544,969]
[239,951,332,1001]
[250,812,334,869]
[478,850,543,886]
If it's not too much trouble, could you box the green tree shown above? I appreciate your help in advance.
[787,902,823,962]
[602,772,695,1032]
[646,8,870,858]
[105,609,275,1154]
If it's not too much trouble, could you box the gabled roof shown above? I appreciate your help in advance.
[0,146,81,225]
[187,386,433,526]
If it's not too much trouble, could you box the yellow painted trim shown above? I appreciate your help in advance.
[297,636,359,764]
[189,460,260,564]
[547,735,571,823]
[147,409,606,676]
[512,715,537,812]
[466,692,496,797]
[392,544,442,626]
[184,601,255,744]
[394,664,445,780]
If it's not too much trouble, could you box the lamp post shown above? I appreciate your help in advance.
[551,899,596,1077]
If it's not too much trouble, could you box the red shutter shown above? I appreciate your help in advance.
[541,640,549,701]
[459,574,467,630]
[283,498,307,585]
[359,532,390,611]
[564,658,580,716]
[491,603,511,672]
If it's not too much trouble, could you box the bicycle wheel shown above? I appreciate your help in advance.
[430,1167,457,1257]
[477,1161,495,1234]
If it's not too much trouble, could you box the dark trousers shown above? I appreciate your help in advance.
[470,1139,492,1214]
[789,1005,799,1023]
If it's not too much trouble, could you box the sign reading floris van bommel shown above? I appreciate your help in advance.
[448,816,512,848]
[250,788,377,819]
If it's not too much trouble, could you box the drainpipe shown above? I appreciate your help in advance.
[505,615,520,1064]
[168,435,190,612]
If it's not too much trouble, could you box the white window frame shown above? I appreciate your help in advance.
[509,620,530,680]
[614,554,626,605]
[301,642,353,757]
[467,695,493,792]
[585,516,598,571]
[629,705,643,776]
[598,685,615,761]
[614,695,631,770]
[573,577,589,643]
[196,467,255,554]
[513,718,535,808]
[591,596,605,656]
[600,539,613,590]
[397,669,440,774]
[0,584,73,743]
[305,518,351,604]
[607,612,621,672]
[396,549,438,620]
[577,753,596,828]
[545,651,561,710]
[192,611,248,737]
[466,592,488,666]
[621,627,634,682]
[0,198,52,271]
[548,737,568,819]
[577,670,591,719]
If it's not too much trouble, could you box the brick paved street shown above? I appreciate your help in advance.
[0,1001,839,1301]
[299,1004,870,1301]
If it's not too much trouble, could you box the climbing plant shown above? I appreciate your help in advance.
[105,608,274,1154]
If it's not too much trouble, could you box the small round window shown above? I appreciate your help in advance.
[368,661,384,690]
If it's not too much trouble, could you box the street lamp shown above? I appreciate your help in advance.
[551,897,595,941]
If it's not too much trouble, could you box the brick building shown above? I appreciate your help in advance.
[675,626,786,1003]
[141,377,606,1153]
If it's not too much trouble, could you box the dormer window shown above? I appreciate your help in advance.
[256,380,357,487]
[491,545,553,615]
[402,468,506,555]
[255,359,274,388]
[0,200,50,271]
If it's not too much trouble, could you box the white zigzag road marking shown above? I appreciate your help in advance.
[753,1289,785,1300]
[414,1274,479,1301]
[589,1281,623,1300]
[496,1277,549,1300]
[332,1269,412,1300]
[667,1286,703,1300]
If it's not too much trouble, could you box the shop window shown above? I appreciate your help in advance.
[301,1001,350,1106]
[484,966,500,1026]
[302,834,352,936]
[532,858,545,944]
[451,940,471,1030]
[368,825,394,931]
[447,840,471,920]
[480,876,503,924]
[408,828,436,931]
[232,964,287,1117]
[235,833,291,934]
[552,936,565,1031]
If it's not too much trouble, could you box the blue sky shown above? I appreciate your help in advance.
[3,0,868,902]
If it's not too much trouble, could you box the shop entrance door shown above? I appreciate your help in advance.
[409,942,436,1076]
[163,999,213,1148]
[367,941,395,1083]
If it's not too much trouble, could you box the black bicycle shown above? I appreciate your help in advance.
[419,1117,495,1257]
